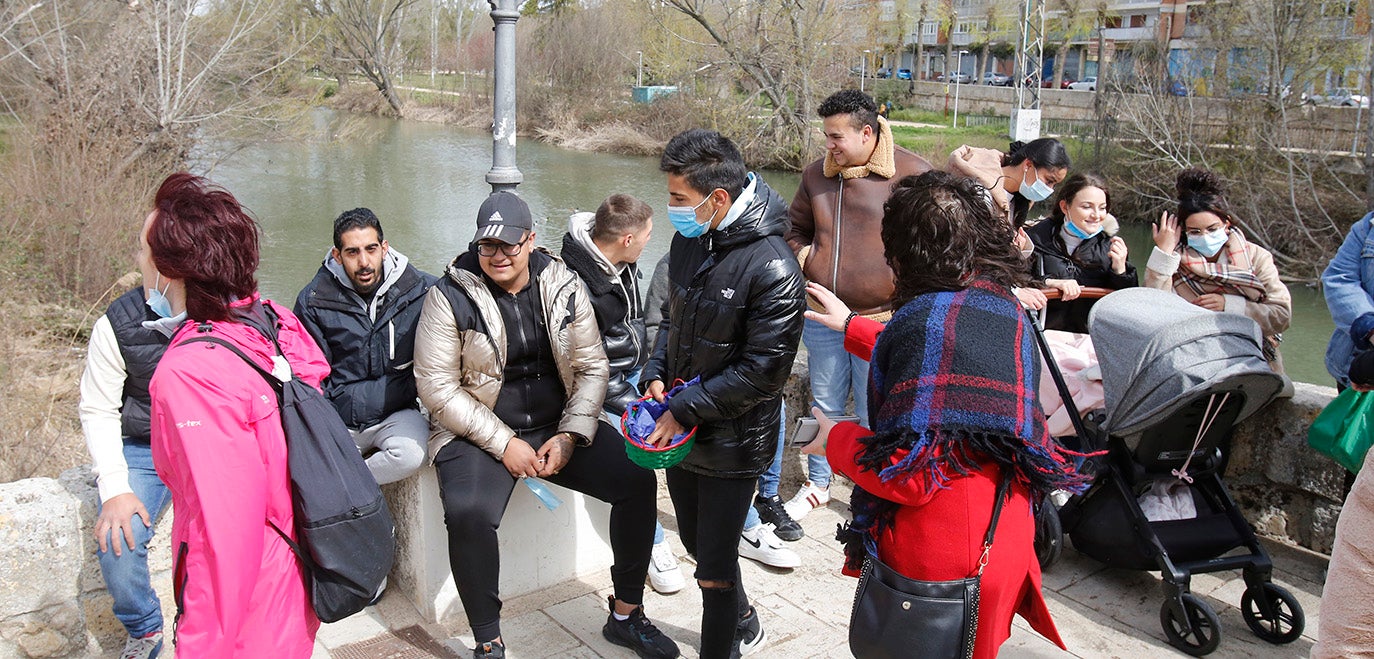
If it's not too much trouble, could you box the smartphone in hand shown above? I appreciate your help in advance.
[791,415,861,447]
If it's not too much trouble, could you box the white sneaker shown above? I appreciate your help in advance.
[782,481,830,521]
[647,539,686,594]
[738,524,801,569]
[120,631,163,659]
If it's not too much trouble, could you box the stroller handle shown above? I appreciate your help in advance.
[1038,286,1114,301]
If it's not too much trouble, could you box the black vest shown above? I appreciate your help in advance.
[105,288,172,442]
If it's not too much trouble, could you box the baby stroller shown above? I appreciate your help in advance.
[1034,288,1304,656]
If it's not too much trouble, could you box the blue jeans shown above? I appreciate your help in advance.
[95,442,172,638]
[802,318,870,489]
[744,401,787,530]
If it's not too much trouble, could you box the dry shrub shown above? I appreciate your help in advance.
[328,83,397,116]
[0,271,134,481]
[538,121,662,156]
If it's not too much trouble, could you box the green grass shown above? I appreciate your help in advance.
[888,122,1010,163]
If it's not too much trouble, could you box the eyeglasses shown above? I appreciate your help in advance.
[474,236,529,257]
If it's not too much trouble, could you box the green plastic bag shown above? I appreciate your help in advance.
[1307,389,1374,474]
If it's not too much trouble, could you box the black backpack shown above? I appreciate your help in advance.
[184,303,396,623]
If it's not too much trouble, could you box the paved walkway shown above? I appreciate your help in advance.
[305,475,1328,659]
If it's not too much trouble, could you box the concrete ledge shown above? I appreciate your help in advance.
[383,466,613,624]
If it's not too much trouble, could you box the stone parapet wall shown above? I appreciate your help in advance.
[0,371,1344,656]
[1228,382,1345,554]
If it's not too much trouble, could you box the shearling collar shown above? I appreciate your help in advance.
[823,116,897,180]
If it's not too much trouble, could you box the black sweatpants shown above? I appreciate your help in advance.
[434,420,656,643]
[665,466,755,658]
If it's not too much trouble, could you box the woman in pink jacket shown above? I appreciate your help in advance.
[141,172,328,658]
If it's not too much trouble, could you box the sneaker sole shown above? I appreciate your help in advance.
[648,576,685,594]
[738,626,767,657]
[738,545,801,569]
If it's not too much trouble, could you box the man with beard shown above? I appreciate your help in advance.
[295,208,436,488]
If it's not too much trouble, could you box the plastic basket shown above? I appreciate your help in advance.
[623,432,696,470]
[620,392,697,470]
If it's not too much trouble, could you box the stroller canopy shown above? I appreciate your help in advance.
[1087,288,1284,437]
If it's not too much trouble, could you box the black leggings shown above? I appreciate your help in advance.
[434,421,656,643]
[665,466,755,658]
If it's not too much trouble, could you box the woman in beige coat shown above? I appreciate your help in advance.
[1144,168,1291,372]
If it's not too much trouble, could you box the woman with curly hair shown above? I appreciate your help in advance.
[805,170,1087,658]
[1146,168,1291,371]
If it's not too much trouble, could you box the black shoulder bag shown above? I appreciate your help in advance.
[848,472,1013,659]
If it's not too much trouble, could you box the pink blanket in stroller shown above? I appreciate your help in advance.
[1038,330,1106,437]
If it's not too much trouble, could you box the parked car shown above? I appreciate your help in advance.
[897,68,912,80]
[1068,76,1097,91]
[1042,77,1074,89]
[1307,87,1370,108]
[876,67,892,79]
[982,72,1011,86]
[1167,79,1189,97]
[937,71,972,84]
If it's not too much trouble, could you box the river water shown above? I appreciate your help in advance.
[207,109,1338,386]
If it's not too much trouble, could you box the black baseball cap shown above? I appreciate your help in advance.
[473,191,533,245]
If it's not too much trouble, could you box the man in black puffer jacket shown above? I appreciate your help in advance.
[643,129,806,659]
[295,208,437,485]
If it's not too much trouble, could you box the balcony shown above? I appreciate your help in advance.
[1102,25,1156,42]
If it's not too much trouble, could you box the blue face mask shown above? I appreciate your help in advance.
[1187,229,1229,258]
[667,195,715,238]
[1020,166,1055,203]
[1063,218,1101,240]
[146,274,174,319]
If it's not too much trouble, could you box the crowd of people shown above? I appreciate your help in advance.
[77,86,1368,659]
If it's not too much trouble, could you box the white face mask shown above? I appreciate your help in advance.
[1020,166,1055,203]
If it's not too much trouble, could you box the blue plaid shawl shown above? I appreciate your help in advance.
[838,277,1088,570]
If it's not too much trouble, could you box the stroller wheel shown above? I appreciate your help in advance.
[1160,593,1222,656]
[1033,500,1063,569]
[1240,583,1305,644]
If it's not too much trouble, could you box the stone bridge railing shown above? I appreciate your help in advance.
[0,368,1345,658]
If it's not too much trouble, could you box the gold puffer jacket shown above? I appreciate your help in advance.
[414,249,609,462]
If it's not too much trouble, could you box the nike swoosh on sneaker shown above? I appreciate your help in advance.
[743,535,762,549]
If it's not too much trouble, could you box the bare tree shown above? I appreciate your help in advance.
[321,0,418,114]
[1098,0,1367,283]
[657,0,847,168]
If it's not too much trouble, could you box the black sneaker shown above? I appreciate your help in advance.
[754,494,803,541]
[473,640,505,659]
[731,606,767,658]
[601,596,681,658]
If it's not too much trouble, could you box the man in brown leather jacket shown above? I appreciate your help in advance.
[780,89,932,524]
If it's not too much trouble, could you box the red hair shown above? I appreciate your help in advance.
[146,172,260,321]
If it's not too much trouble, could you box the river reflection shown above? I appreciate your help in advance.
[207,109,1336,386]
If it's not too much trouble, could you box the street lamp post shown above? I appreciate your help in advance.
[861,49,871,92]
[486,0,522,193]
[953,49,967,128]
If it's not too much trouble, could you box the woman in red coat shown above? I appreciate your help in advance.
[804,172,1088,658]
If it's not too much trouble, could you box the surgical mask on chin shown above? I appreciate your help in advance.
[667,196,715,238]
[1020,167,1054,203]
[1064,218,1101,240]
[145,274,174,319]
[1187,230,1229,258]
